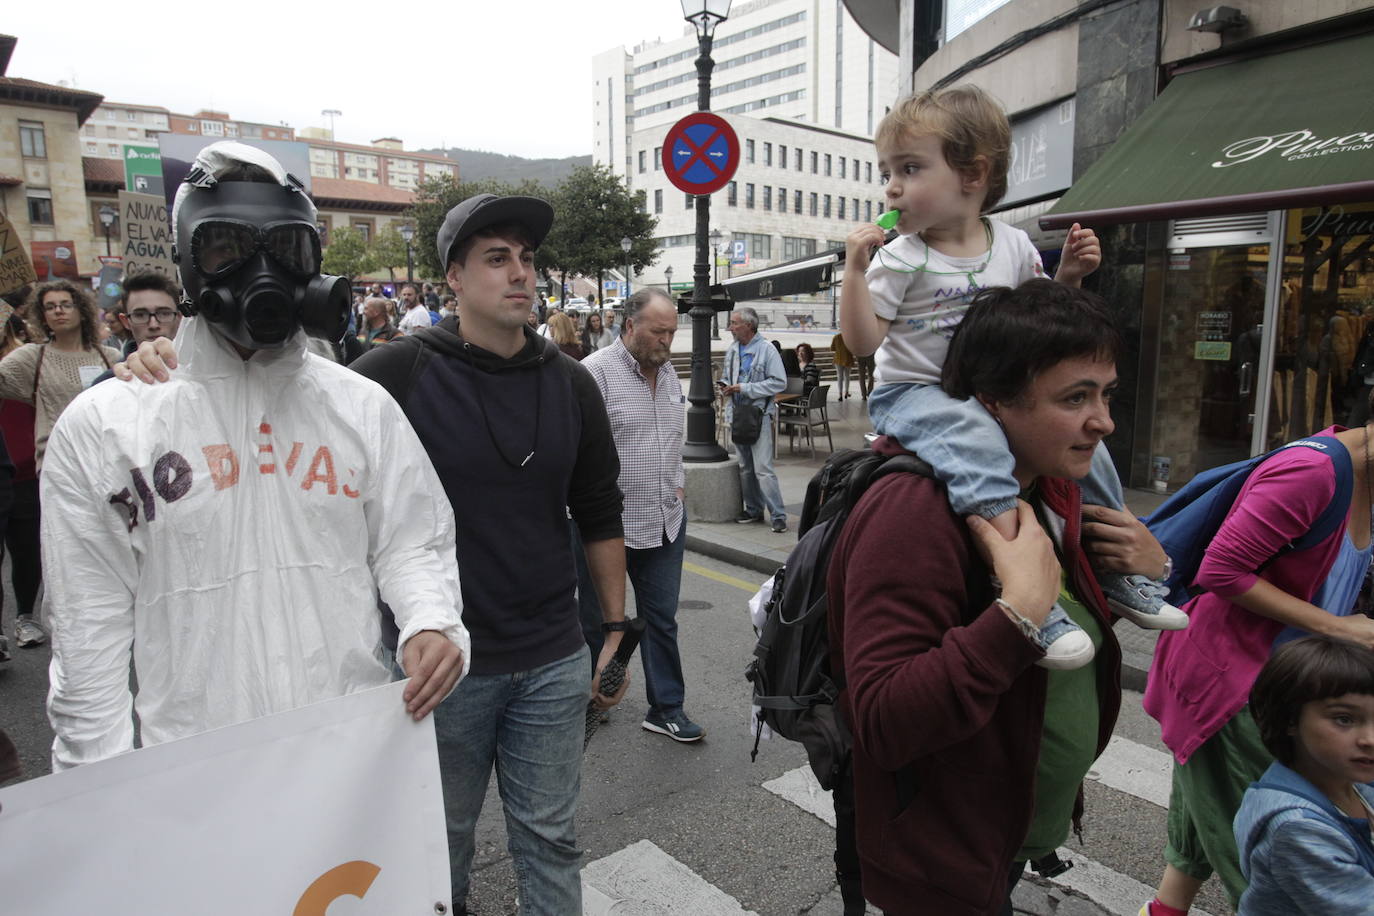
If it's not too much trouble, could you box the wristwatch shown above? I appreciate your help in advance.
[600,620,629,632]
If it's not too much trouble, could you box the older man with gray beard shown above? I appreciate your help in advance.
[580,287,703,742]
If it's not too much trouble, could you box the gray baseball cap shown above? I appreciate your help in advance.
[436,194,554,267]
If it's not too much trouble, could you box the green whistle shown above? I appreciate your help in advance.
[876,209,901,230]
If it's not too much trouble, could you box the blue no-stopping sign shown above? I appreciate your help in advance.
[661,112,740,196]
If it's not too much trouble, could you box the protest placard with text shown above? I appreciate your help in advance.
[119,190,176,278]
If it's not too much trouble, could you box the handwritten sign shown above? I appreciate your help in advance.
[0,210,38,295]
[118,190,176,278]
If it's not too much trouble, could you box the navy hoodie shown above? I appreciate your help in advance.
[352,317,623,675]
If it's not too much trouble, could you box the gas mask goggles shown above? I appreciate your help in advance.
[174,174,349,350]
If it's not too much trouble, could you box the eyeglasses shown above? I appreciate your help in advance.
[43,301,75,312]
[189,219,321,280]
[128,308,179,325]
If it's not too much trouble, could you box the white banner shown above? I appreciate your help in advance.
[0,681,450,914]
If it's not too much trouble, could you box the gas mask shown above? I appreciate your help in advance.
[173,174,349,350]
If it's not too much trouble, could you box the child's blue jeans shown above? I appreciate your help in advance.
[868,382,1124,516]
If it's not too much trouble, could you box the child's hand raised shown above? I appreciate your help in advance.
[845,224,888,274]
[1055,223,1101,287]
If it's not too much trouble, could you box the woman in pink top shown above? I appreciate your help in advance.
[1140,424,1374,916]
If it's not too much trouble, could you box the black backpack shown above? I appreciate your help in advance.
[746,447,932,789]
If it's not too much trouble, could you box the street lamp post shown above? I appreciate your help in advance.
[709,227,724,338]
[681,0,732,463]
[664,265,673,295]
[399,223,415,284]
[620,235,633,300]
[98,204,116,257]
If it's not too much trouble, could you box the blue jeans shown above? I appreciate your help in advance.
[869,382,1124,517]
[432,646,589,915]
[736,414,786,523]
[576,516,689,717]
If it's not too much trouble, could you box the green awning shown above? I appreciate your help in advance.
[1042,32,1374,230]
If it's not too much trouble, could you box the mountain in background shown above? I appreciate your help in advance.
[421,148,592,187]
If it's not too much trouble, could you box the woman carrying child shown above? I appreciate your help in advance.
[840,85,1186,671]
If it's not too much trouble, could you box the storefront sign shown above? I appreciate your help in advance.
[1005,100,1075,210]
[0,682,450,915]
[1194,341,1232,361]
[1300,205,1374,238]
[1212,129,1374,169]
[0,210,38,295]
[123,144,165,197]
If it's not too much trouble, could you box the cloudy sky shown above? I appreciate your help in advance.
[7,1,697,158]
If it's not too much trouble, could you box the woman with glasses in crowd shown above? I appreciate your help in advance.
[0,281,121,648]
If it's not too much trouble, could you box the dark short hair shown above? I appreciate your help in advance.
[448,221,537,269]
[400,282,418,294]
[119,271,182,311]
[1251,635,1374,765]
[942,279,1122,404]
[796,342,814,361]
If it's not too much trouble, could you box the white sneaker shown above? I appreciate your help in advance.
[15,614,47,648]
[1034,604,1095,670]
[1100,574,1189,630]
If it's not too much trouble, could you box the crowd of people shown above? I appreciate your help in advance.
[1,80,1373,916]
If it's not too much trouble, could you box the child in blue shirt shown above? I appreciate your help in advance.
[1235,635,1374,915]
[841,85,1187,668]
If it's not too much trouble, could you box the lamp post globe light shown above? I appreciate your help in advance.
[398,222,415,284]
[620,235,633,299]
[98,204,116,257]
[681,0,732,463]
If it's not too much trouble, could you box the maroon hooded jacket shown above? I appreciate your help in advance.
[827,440,1122,916]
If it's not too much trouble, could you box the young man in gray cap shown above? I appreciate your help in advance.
[350,194,629,915]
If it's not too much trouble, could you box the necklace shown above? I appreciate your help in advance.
[462,340,541,470]
[875,217,995,287]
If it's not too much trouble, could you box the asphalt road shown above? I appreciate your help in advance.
[0,551,1234,915]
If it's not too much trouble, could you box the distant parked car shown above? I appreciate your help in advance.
[601,297,623,308]
[563,297,591,311]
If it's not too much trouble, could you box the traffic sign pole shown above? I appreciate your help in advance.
[662,111,738,464]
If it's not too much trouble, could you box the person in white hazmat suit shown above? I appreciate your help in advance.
[42,142,469,771]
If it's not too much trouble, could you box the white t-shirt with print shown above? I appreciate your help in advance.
[866,218,1046,387]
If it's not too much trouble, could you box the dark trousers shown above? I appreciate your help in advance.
[575,517,689,716]
[2,478,41,621]
[857,356,876,399]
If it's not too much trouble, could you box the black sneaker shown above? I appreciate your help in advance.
[771,519,788,533]
[642,710,705,742]
[735,511,764,524]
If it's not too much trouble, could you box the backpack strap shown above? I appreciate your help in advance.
[1286,436,1354,552]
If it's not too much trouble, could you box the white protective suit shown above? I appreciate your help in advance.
[42,316,470,770]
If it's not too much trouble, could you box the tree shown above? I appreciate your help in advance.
[410,174,551,282]
[321,226,375,280]
[369,225,411,283]
[544,164,657,288]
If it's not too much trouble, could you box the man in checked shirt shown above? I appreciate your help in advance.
[580,287,703,742]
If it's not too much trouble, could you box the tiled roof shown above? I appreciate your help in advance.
[310,177,416,211]
[82,157,125,189]
[0,76,103,124]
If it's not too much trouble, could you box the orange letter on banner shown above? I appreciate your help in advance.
[285,442,303,476]
[293,860,381,916]
[201,444,240,490]
[301,446,338,495]
[257,422,275,473]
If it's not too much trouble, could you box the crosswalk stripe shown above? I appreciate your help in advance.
[582,839,759,915]
[1087,735,1174,809]
[763,764,1215,916]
